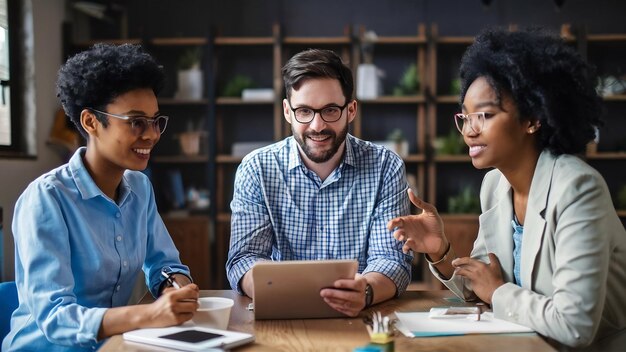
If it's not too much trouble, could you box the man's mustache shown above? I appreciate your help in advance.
[304,130,334,138]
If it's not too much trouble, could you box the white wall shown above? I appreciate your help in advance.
[1,0,65,281]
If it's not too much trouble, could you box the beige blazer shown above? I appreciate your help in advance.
[434,151,626,349]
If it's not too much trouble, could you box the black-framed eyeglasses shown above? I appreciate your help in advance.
[454,112,486,135]
[89,108,169,136]
[287,101,349,124]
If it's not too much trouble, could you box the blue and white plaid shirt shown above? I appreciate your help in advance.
[226,134,413,294]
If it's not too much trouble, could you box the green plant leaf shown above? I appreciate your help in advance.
[178,47,202,70]
[222,75,255,97]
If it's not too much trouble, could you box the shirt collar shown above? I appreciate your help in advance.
[287,137,302,171]
[69,147,132,204]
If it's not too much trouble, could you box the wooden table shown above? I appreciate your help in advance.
[100,290,556,351]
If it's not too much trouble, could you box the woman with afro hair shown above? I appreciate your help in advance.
[3,44,200,351]
[388,28,626,349]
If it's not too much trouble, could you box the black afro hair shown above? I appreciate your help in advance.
[56,43,165,138]
[459,27,604,155]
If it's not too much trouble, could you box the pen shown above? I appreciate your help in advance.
[161,269,181,289]
[476,302,486,321]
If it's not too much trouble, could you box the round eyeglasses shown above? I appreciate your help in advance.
[89,108,169,136]
[287,101,348,124]
[454,112,486,135]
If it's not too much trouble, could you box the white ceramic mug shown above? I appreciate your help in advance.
[192,297,234,330]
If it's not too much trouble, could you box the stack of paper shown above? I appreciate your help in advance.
[395,311,534,337]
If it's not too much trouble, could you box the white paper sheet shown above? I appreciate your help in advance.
[395,311,534,337]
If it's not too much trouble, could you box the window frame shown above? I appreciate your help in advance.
[0,0,33,158]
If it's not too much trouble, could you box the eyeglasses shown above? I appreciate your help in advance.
[454,112,487,135]
[89,108,169,135]
[287,101,349,124]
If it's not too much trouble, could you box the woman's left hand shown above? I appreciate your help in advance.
[451,253,506,304]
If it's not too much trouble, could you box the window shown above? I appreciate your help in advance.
[0,0,35,158]
[0,0,10,146]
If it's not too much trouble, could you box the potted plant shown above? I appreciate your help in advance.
[174,47,204,100]
[392,63,419,96]
[448,186,481,214]
[387,128,409,157]
[433,129,465,156]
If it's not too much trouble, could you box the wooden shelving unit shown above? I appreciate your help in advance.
[66,20,626,288]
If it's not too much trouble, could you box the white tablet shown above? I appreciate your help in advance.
[123,326,254,351]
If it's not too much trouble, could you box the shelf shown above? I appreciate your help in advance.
[151,37,207,46]
[162,213,211,221]
[373,36,427,44]
[602,94,626,101]
[215,36,274,45]
[217,212,232,222]
[216,97,274,105]
[587,34,626,42]
[434,155,470,162]
[403,154,426,163]
[158,98,209,105]
[436,36,474,45]
[435,95,460,104]
[586,152,626,160]
[441,213,479,220]
[216,155,244,164]
[73,38,142,47]
[359,95,426,104]
[283,36,351,45]
[152,155,209,163]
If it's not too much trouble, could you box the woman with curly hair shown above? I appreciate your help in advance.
[3,44,199,351]
[388,28,626,349]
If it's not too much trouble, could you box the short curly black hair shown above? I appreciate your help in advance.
[56,43,165,138]
[459,28,604,155]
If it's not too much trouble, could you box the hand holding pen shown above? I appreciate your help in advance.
[160,267,199,303]
[161,269,182,289]
[139,268,199,325]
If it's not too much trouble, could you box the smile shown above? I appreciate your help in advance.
[307,135,331,142]
[469,145,485,157]
[133,148,151,155]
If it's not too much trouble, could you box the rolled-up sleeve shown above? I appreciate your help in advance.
[226,156,274,293]
[143,183,190,297]
[364,153,413,295]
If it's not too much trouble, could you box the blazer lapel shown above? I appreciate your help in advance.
[479,174,515,283]
[520,151,555,289]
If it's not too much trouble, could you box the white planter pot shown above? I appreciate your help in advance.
[175,69,204,100]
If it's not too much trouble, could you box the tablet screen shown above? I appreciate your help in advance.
[159,329,223,343]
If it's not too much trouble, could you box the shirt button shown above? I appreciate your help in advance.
[116,285,121,291]
[116,212,121,218]
[123,261,128,267]
[116,235,122,242]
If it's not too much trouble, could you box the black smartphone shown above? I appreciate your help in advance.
[159,329,224,343]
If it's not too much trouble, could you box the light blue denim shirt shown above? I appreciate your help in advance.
[3,147,189,351]
[512,216,524,286]
[226,135,413,295]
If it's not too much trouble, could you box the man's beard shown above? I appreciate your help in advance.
[293,123,348,163]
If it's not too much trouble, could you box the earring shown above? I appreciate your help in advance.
[528,127,536,133]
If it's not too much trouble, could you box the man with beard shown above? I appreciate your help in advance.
[226,49,412,316]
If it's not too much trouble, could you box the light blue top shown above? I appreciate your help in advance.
[226,134,412,294]
[3,147,189,352]
[512,216,524,286]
